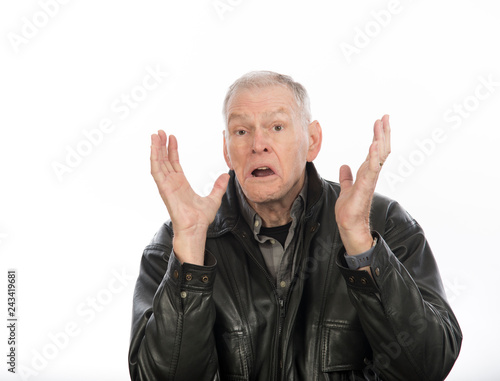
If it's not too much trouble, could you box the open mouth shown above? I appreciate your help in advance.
[251,167,275,177]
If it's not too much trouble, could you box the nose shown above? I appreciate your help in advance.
[252,128,271,154]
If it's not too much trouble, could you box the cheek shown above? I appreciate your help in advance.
[284,138,308,161]
[226,144,246,169]
[280,140,308,177]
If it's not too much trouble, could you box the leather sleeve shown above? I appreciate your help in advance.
[128,223,219,380]
[337,196,462,381]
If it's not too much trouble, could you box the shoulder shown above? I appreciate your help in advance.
[318,174,418,236]
[149,220,174,247]
[371,193,420,238]
[140,221,174,267]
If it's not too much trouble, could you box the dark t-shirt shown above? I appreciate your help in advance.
[260,222,292,248]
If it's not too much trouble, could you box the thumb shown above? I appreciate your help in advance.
[339,165,353,192]
[208,173,230,205]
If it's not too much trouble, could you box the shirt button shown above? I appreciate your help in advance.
[173,270,179,279]
[375,268,380,277]
[280,281,286,288]
[180,291,187,299]
[185,273,193,281]
[270,239,276,245]
[254,220,260,227]
[361,277,367,285]
[348,276,355,284]
[201,275,209,283]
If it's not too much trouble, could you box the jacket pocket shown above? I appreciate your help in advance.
[321,321,371,373]
[215,330,250,380]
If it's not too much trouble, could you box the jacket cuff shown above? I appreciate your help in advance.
[336,231,383,293]
[166,250,217,292]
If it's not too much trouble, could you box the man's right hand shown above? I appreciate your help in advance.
[150,130,230,265]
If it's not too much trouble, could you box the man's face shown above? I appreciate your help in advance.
[223,85,319,208]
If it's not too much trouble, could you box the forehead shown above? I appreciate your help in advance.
[226,85,298,123]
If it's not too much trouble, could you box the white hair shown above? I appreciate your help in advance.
[222,71,312,128]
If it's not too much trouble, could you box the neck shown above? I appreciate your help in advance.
[250,202,293,227]
[246,173,305,228]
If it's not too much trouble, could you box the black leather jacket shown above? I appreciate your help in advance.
[129,163,462,380]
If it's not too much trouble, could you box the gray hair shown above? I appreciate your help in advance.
[222,71,312,128]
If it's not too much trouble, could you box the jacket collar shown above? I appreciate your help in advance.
[207,162,324,238]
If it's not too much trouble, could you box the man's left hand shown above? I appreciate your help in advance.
[335,114,391,257]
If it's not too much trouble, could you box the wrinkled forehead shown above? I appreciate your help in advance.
[227,108,292,126]
[225,85,300,125]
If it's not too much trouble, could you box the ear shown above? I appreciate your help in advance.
[223,130,233,169]
[306,120,322,162]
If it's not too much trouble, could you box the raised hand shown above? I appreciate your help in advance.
[150,130,230,265]
[335,115,391,257]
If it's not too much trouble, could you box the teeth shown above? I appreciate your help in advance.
[257,167,269,170]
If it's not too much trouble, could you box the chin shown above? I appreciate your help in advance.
[241,184,283,205]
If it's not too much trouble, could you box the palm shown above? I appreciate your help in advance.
[335,115,391,255]
[151,131,229,236]
[335,159,374,233]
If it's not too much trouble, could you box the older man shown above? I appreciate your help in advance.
[128,71,462,380]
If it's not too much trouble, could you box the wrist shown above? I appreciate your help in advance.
[344,236,378,270]
[339,229,373,256]
[173,231,207,266]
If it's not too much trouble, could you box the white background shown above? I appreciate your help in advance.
[1,0,499,380]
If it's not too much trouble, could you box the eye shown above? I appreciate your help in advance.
[235,130,247,136]
[272,124,284,132]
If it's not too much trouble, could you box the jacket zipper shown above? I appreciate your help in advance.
[234,220,320,380]
[277,221,319,380]
[277,297,286,379]
[234,231,284,380]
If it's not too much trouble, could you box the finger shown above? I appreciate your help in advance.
[366,118,382,161]
[381,114,391,159]
[150,134,166,182]
[158,129,168,160]
[368,141,382,175]
[374,119,385,156]
[339,164,354,192]
[370,118,380,143]
[167,135,183,173]
[157,130,174,173]
[207,173,230,205]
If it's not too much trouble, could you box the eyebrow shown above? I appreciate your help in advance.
[227,108,290,124]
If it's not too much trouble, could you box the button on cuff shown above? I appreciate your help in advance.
[167,249,217,291]
[341,268,378,292]
[336,231,389,293]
